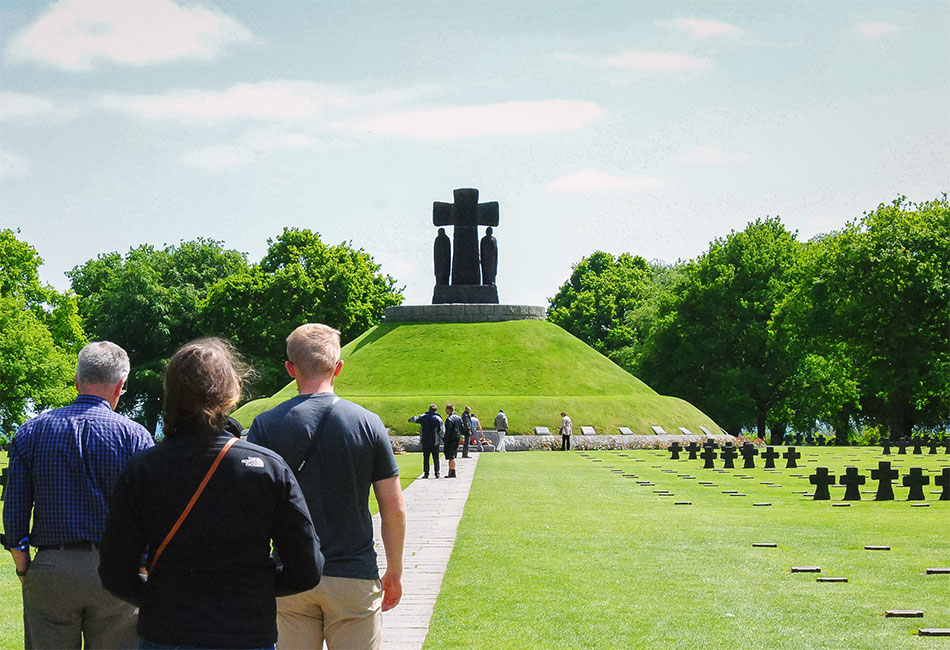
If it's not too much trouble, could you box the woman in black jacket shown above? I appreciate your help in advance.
[100,338,323,649]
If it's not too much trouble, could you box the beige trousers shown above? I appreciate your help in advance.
[276,575,382,650]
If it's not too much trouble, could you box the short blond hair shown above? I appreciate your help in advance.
[286,323,341,378]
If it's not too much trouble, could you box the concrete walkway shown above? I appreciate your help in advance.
[372,454,480,650]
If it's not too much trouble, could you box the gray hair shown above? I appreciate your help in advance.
[76,341,130,386]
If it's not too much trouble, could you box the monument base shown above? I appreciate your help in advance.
[433,284,498,304]
[384,304,545,323]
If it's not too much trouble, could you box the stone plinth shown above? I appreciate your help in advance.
[384,303,545,323]
[433,284,498,304]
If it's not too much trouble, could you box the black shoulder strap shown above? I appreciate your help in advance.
[296,397,338,475]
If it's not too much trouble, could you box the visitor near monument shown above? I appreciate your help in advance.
[494,409,509,452]
[99,338,323,649]
[247,324,406,650]
[2,341,153,650]
[560,412,573,451]
[470,412,485,452]
[443,404,463,477]
[410,404,444,478]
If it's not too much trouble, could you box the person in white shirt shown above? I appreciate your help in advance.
[559,412,573,451]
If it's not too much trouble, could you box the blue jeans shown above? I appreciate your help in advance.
[140,639,274,650]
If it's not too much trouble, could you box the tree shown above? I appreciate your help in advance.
[199,228,403,396]
[637,218,803,438]
[68,239,249,432]
[0,230,85,431]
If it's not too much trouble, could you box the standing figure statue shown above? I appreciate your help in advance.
[480,226,497,286]
[434,227,451,286]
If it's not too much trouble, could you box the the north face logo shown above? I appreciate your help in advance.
[241,456,265,468]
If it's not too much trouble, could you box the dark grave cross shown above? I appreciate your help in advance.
[871,461,899,501]
[685,441,700,460]
[432,188,499,286]
[881,439,891,455]
[912,438,924,455]
[817,436,825,447]
[896,438,908,455]
[761,446,779,469]
[839,467,866,501]
[928,437,939,454]
[720,443,738,469]
[668,441,683,460]
[740,443,758,469]
[944,437,950,454]
[809,467,836,500]
[783,447,801,469]
[700,444,718,469]
[902,467,930,501]
[936,468,950,501]
[795,433,804,446]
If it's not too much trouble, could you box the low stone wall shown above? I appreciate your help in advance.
[389,433,736,453]
[384,303,546,323]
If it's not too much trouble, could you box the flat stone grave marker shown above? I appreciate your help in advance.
[699,426,714,436]
[753,502,772,507]
[902,467,930,501]
[761,446,779,469]
[580,426,596,435]
[871,461,899,500]
[651,425,668,435]
[911,503,930,507]
[668,441,683,459]
[935,467,950,501]
[925,568,950,574]
[618,427,634,435]
[885,610,923,618]
[817,577,848,583]
[740,443,758,469]
[832,503,851,507]
[534,426,550,435]
[784,447,801,468]
[809,467,836,500]
[678,427,692,435]
[752,543,777,548]
[722,490,738,494]
[721,443,738,469]
[840,467,866,500]
[684,441,700,460]
[674,501,692,505]
[919,629,950,637]
[729,493,747,497]
[791,566,821,573]
[865,545,890,551]
[700,444,717,469]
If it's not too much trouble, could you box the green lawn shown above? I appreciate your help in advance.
[425,448,949,649]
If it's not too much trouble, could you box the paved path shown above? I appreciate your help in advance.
[372,454,480,650]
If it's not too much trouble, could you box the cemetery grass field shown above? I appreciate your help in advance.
[425,448,949,650]
[233,320,721,436]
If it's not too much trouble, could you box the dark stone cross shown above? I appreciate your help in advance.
[720,443,738,469]
[817,436,825,447]
[928,437,939,454]
[871,461,899,501]
[935,468,950,501]
[433,188,499,287]
[783,447,801,469]
[685,441,700,460]
[839,467,866,501]
[896,438,908,455]
[882,439,891,455]
[810,467,836,500]
[944,438,950,454]
[762,446,779,469]
[912,438,924,455]
[902,467,930,501]
[795,433,804,446]
[740,443,758,469]
[700,444,718,469]
[668,441,683,460]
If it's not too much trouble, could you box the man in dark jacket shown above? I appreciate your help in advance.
[409,405,443,478]
[443,404,464,478]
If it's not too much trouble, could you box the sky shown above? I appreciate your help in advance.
[1,0,948,307]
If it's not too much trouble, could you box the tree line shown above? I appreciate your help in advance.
[1,228,402,434]
[547,195,949,444]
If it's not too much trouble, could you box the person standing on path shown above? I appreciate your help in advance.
[559,411,573,451]
[443,404,463,478]
[461,406,474,458]
[409,405,443,478]
[248,324,406,650]
[2,341,153,650]
[494,409,509,452]
[469,412,485,452]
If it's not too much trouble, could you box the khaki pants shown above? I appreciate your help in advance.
[276,576,382,650]
[23,548,138,650]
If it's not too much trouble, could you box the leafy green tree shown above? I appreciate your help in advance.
[199,228,403,396]
[0,230,85,431]
[68,239,249,432]
[637,218,803,438]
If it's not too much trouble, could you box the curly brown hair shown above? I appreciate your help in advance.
[162,338,252,438]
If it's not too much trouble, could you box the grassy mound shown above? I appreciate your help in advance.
[233,320,722,435]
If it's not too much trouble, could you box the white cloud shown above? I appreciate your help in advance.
[7,0,252,71]
[0,91,75,122]
[560,51,713,76]
[675,145,750,165]
[181,145,255,169]
[0,150,30,180]
[357,100,604,138]
[854,21,900,38]
[657,18,744,39]
[548,170,668,193]
[181,125,320,169]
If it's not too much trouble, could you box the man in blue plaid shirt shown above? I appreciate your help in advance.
[2,341,153,649]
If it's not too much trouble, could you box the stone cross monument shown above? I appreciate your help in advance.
[432,188,500,304]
